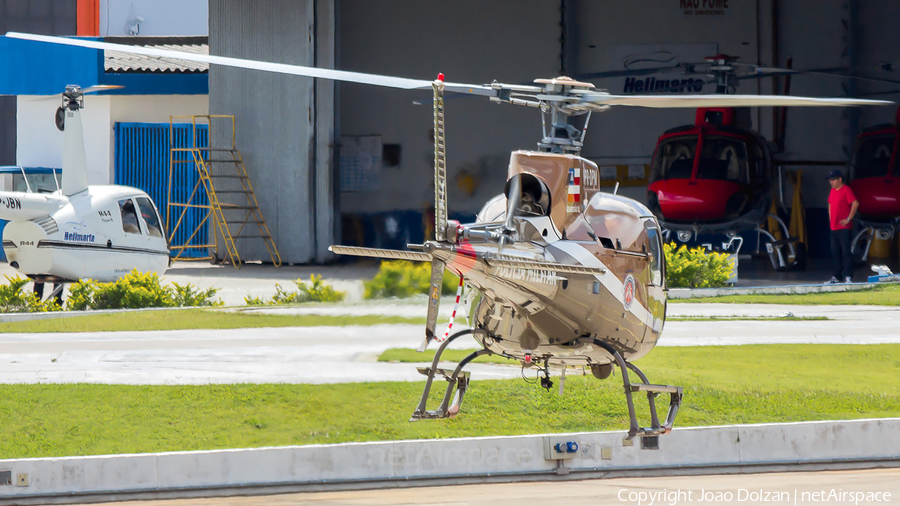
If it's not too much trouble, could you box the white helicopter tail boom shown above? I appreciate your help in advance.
[0,191,66,221]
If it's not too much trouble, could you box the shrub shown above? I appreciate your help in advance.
[296,274,345,302]
[664,242,734,288]
[244,275,345,305]
[0,276,63,313]
[67,270,220,310]
[363,260,460,299]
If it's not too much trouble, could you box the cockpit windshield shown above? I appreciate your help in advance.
[697,136,750,184]
[650,136,698,182]
[852,134,897,179]
[650,135,750,184]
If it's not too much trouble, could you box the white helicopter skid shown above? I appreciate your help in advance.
[3,185,170,284]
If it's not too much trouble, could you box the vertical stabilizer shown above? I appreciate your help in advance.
[433,77,448,241]
[61,106,89,196]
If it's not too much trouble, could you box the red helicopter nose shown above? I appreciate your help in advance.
[851,178,900,219]
[650,179,745,221]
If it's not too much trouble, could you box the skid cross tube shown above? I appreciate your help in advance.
[585,338,683,440]
[411,329,489,420]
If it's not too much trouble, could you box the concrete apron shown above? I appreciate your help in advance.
[1,418,898,504]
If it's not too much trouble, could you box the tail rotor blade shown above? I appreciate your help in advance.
[419,258,445,352]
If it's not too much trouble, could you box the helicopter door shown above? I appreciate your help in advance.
[135,197,165,240]
[119,198,143,236]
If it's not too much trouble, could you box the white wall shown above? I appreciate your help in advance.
[100,0,208,36]
[17,95,209,185]
[17,95,111,186]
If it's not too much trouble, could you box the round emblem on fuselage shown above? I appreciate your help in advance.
[623,273,636,309]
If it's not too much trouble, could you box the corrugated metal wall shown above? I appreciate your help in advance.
[114,122,210,258]
[209,0,335,264]
[0,0,78,166]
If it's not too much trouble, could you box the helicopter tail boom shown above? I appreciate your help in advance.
[0,192,66,221]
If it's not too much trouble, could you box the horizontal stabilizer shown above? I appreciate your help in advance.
[328,245,431,262]
[484,257,607,276]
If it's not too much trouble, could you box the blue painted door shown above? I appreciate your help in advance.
[114,122,209,258]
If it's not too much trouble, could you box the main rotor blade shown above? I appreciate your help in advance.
[6,32,494,95]
[81,84,125,94]
[736,67,900,86]
[581,93,892,108]
[575,63,699,81]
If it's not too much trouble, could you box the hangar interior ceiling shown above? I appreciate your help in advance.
[211,0,900,263]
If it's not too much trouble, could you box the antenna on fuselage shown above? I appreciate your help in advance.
[17,166,33,193]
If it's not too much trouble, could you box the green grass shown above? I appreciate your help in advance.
[675,283,900,305]
[0,309,425,333]
[1,344,899,459]
[0,308,830,335]
[378,348,520,365]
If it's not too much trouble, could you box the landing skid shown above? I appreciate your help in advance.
[408,330,684,449]
[410,329,490,420]
[33,282,64,305]
[582,338,683,448]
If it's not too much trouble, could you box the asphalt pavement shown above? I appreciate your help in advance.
[1,302,899,384]
[76,468,900,506]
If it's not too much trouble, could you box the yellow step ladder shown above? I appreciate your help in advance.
[167,115,281,268]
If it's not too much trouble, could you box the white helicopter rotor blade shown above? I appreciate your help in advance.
[581,93,893,108]
[7,32,493,95]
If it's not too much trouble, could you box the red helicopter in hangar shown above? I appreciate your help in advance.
[581,55,899,271]
[848,106,900,261]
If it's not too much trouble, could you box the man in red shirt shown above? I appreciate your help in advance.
[827,169,859,283]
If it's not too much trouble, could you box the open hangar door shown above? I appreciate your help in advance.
[211,0,900,264]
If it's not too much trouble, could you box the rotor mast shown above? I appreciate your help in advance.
[487,77,601,155]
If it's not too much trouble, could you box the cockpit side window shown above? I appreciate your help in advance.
[119,199,142,235]
[646,226,664,286]
[136,197,164,239]
[650,136,698,183]
[852,134,895,180]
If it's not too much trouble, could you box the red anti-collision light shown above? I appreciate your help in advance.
[437,73,445,82]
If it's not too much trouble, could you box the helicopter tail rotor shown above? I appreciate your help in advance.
[420,258,446,352]
[326,245,446,351]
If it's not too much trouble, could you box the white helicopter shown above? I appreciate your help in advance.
[1,84,170,301]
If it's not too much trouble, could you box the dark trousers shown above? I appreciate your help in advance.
[831,228,853,280]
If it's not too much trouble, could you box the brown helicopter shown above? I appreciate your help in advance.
[10,32,890,448]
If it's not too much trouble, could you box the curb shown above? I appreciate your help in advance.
[1,418,897,504]
[667,281,897,299]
